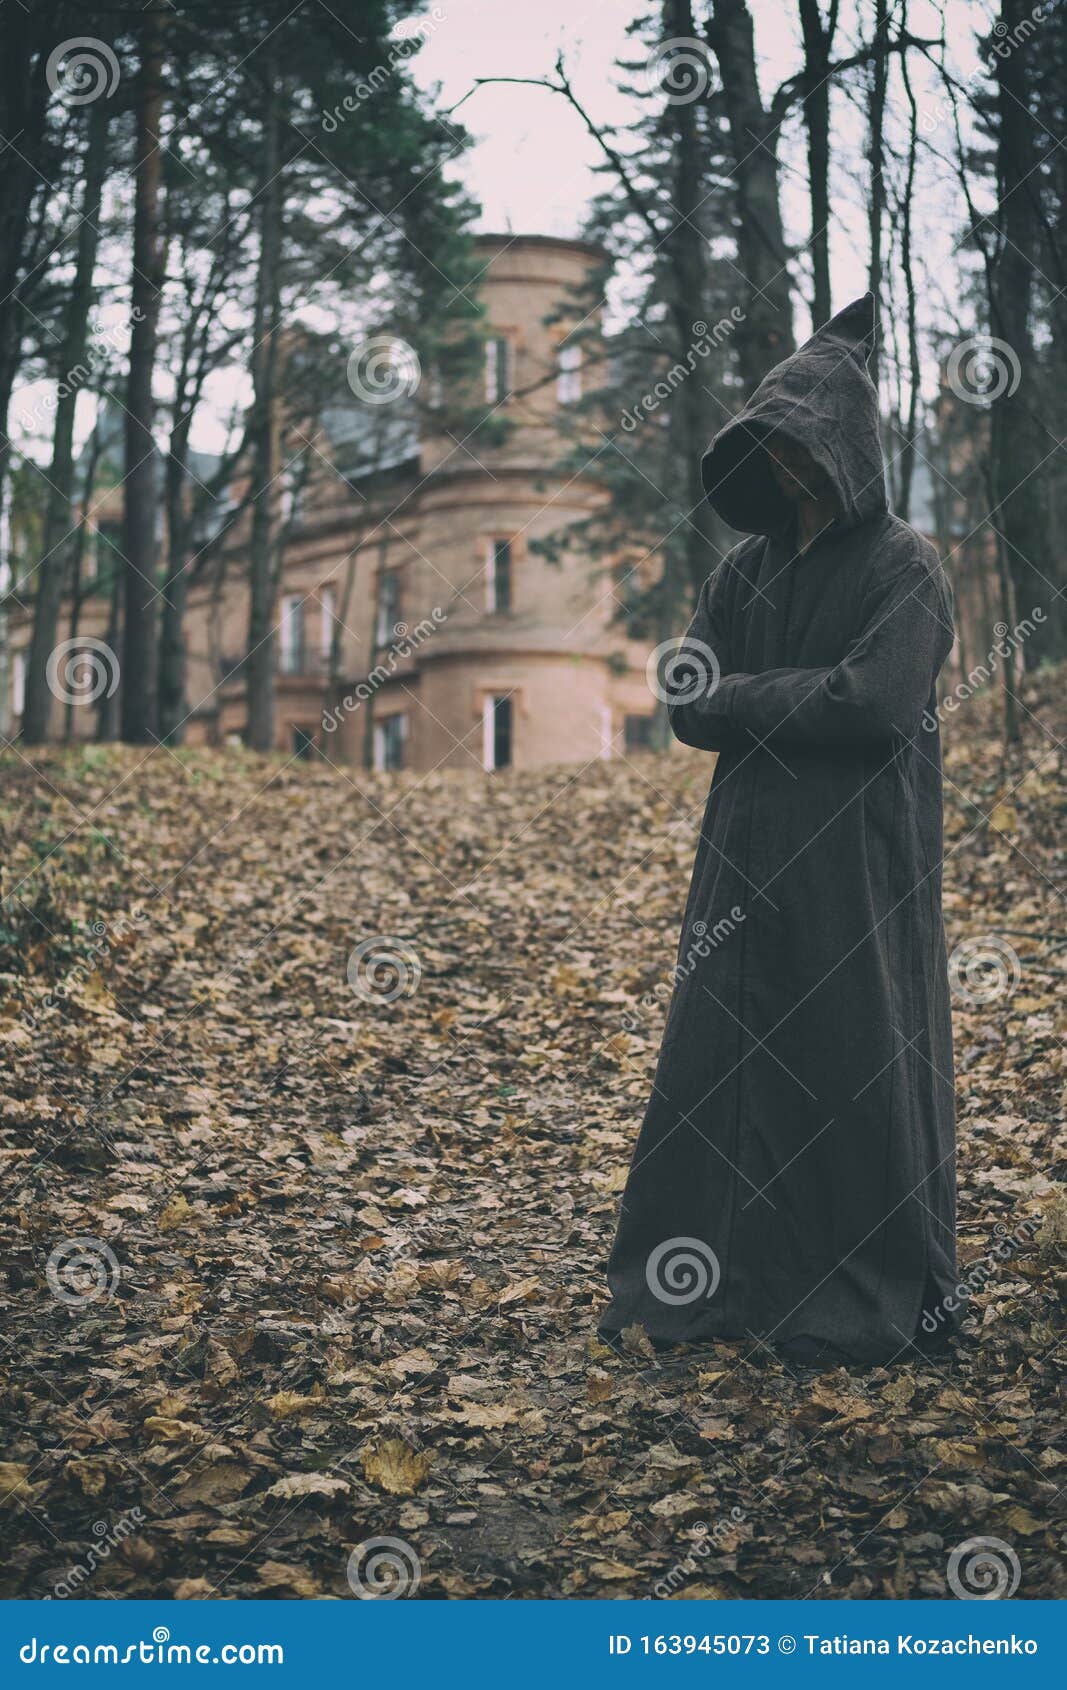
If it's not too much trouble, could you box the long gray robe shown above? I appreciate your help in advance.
[601,294,957,1364]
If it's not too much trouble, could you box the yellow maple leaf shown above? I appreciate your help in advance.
[360,1438,433,1495]
[266,1391,321,1422]
[158,1194,195,1232]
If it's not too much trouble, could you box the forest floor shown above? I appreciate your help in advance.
[0,676,1064,1601]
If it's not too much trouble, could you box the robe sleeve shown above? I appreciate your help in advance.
[672,555,952,751]
[666,554,739,752]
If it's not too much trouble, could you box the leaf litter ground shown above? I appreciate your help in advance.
[0,680,1064,1599]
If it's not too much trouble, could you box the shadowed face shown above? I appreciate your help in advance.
[764,434,835,504]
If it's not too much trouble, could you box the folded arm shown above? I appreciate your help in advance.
[666,553,740,752]
[669,555,953,753]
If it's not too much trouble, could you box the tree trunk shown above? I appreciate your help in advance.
[708,0,795,389]
[245,57,284,754]
[363,533,393,771]
[665,0,718,609]
[23,101,110,744]
[0,477,12,740]
[798,0,835,328]
[990,0,1060,666]
[65,418,104,740]
[97,567,123,741]
[158,409,193,743]
[896,14,921,519]
[120,0,167,743]
[865,0,889,393]
[0,9,53,557]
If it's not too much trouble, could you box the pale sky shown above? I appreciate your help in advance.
[11,0,996,459]
[411,0,993,343]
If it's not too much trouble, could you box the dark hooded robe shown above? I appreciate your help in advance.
[600,294,957,1365]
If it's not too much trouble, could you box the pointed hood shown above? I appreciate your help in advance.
[702,293,887,536]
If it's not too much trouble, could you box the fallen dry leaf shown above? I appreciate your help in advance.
[360,1439,433,1496]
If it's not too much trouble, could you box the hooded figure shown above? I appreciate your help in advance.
[600,295,956,1366]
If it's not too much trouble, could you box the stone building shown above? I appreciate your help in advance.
[9,234,659,772]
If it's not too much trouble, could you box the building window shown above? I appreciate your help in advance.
[485,335,510,404]
[376,572,400,647]
[482,693,513,771]
[557,343,582,403]
[624,713,655,751]
[292,725,316,760]
[374,712,407,771]
[486,537,512,613]
[279,595,306,674]
[319,585,336,668]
